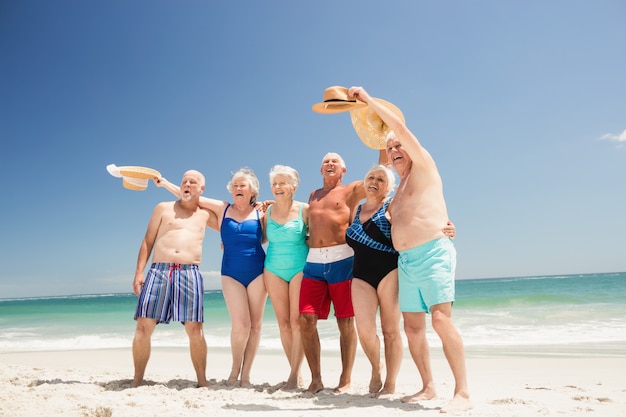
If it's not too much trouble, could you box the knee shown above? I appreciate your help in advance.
[381,326,401,343]
[278,318,291,333]
[337,317,355,335]
[299,314,316,333]
[185,323,204,339]
[431,310,451,333]
[288,316,301,332]
[134,319,155,339]
[403,320,426,337]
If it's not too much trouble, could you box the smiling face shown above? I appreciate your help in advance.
[364,170,387,196]
[386,134,412,174]
[271,173,295,200]
[363,165,395,198]
[320,152,346,179]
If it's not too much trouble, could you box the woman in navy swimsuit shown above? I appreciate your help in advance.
[346,165,402,396]
[157,168,267,387]
[346,164,457,396]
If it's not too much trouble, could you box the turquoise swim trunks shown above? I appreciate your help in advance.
[398,238,456,313]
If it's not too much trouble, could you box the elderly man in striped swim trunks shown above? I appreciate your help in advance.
[349,86,472,413]
[131,170,217,388]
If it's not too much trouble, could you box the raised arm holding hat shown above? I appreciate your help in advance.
[347,86,472,413]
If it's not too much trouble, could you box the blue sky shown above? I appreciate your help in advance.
[1,1,625,298]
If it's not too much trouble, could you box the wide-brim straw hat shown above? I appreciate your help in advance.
[349,98,405,149]
[107,164,161,191]
[312,86,367,114]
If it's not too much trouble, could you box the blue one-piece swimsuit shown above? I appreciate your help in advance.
[220,204,265,287]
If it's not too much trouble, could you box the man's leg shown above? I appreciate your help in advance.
[401,311,437,402]
[184,321,208,387]
[430,303,472,412]
[335,316,357,393]
[300,312,323,393]
[132,317,157,387]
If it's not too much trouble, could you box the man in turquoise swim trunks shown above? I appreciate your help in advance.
[349,87,472,413]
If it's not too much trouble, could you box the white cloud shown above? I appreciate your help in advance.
[599,129,626,143]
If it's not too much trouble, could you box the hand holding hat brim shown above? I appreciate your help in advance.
[312,85,368,114]
[107,164,161,191]
[349,98,405,150]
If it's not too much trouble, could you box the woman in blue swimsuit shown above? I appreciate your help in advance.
[263,165,309,390]
[157,168,267,387]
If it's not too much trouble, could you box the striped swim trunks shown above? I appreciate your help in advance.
[134,263,204,323]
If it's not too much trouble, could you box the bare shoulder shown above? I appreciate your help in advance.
[155,201,175,212]
[298,200,310,219]
[308,188,321,201]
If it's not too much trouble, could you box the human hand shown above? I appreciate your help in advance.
[152,177,164,187]
[348,86,371,103]
[254,200,275,213]
[443,221,456,239]
[133,274,145,296]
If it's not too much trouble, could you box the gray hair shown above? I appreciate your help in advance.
[227,167,260,205]
[322,152,346,170]
[269,165,300,189]
[363,164,396,195]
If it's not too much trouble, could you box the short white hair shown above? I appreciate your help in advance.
[227,168,260,205]
[269,165,300,189]
[322,152,346,170]
[363,164,396,195]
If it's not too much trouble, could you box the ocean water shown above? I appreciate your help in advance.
[1,272,625,357]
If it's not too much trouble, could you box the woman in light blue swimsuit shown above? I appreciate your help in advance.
[263,165,309,390]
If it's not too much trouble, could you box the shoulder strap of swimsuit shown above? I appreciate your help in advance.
[354,204,363,223]
[222,203,230,219]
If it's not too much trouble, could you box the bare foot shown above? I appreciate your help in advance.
[130,379,142,388]
[306,379,324,394]
[226,376,239,386]
[375,384,396,398]
[401,387,437,403]
[240,380,251,388]
[368,375,383,394]
[333,382,350,393]
[282,377,301,391]
[440,394,472,413]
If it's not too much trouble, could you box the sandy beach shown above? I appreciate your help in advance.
[2,347,624,416]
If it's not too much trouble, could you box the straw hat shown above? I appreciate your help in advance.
[312,86,367,114]
[107,164,161,191]
[349,98,405,149]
